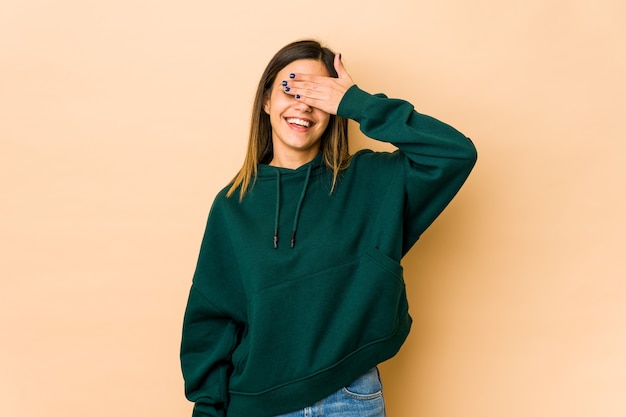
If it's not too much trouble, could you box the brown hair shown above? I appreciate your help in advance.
[227,39,350,200]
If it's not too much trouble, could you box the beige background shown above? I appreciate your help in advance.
[2,1,625,416]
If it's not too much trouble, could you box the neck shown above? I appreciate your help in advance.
[270,149,319,169]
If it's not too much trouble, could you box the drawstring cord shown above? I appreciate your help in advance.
[272,164,313,249]
[273,170,281,249]
[291,165,312,248]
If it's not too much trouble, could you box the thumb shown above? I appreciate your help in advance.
[334,52,349,79]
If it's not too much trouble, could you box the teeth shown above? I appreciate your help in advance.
[286,117,311,128]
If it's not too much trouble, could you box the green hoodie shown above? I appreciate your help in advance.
[181,85,477,417]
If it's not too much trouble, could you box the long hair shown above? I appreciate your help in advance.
[227,39,350,200]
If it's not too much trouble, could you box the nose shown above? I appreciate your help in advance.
[293,99,312,113]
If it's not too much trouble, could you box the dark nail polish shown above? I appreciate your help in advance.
[295,94,301,99]
[281,80,287,86]
[289,73,295,79]
[284,87,290,92]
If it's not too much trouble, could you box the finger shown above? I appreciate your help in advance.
[285,72,330,85]
[334,53,348,79]
[283,75,335,97]
[295,94,338,115]
[282,83,337,114]
[283,85,326,103]
[285,80,325,92]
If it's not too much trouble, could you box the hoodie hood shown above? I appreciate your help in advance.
[256,151,325,178]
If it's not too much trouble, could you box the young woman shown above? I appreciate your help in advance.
[180,39,477,417]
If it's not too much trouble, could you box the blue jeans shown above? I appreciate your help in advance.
[273,367,386,417]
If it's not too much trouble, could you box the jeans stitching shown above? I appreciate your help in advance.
[341,387,383,400]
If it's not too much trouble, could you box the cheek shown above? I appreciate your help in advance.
[318,114,331,131]
[268,95,290,117]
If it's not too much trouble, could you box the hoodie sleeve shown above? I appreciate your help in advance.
[181,288,238,417]
[181,198,244,417]
[337,85,478,254]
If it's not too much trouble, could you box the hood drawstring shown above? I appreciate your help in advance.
[290,164,312,248]
[273,170,281,249]
[273,164,313,249]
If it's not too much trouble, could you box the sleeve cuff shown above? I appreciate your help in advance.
[336,84,373,122]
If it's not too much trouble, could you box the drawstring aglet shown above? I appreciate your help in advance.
[273,231,279,249]
[290,231,296,248]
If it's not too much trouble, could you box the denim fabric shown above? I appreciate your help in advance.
[273,367,385,417]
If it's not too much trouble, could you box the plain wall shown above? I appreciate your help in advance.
[2,1,625,416]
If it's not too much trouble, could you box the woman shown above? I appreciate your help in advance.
[181,39,477,417]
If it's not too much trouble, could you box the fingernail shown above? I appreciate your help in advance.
[284,87,290,92]
[295,94,301,99]
[281,80,287,86]
[289,73,295,79]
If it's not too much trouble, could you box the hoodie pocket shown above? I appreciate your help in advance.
[230,248,407,395]
[365,247,404,278]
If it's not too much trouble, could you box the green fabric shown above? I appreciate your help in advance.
[181,85,477,417]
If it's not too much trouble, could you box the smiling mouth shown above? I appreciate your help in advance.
[285,117,313,128]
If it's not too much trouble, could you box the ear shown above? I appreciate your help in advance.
[263,93,270,115]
